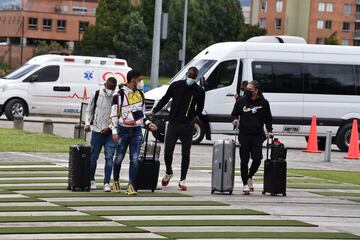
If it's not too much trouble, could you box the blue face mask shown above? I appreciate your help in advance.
[186,77,195,86]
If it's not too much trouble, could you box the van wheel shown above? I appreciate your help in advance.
[336,122,359,152]
[192,120,205,145]
[304,136,326,151]
[4,99,27,121]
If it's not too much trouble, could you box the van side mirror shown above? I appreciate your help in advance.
[29,74,39,83]
[199,77,206,89]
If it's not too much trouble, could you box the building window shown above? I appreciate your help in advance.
[343,22,350,32]
[317,20,324,29]
[341,39,349,45]
[28,17,37,29]
[326,3,333,12]
[344,4,352,16]
[316,38,323,44]
[325,20,332,29]
[318,2,325,12]
[276,0,283,12]
[42,19,52,30]
[259,18,267,28]
[261,0,267,12]
[79,21,89,32]
[275,18,282,29]
[57,20,66,31]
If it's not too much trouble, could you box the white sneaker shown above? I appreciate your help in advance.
[103,183,111,192]
[243,185,250,195]
[90,180,97,190]
[247,178,254,192]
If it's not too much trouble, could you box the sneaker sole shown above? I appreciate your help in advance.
[243,191,250,195]
[161,180,170,186]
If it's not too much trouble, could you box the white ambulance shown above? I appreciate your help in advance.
[145,36,360,152]
[0,55,131,120]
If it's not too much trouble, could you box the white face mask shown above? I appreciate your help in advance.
[105,89,114,96]
[186,77,195,86]
[136,80,144,90]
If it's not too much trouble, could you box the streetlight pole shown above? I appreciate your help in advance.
[150,0,162,89]
[181,0,188,68]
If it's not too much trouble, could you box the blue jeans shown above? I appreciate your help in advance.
[113,126,143,185]
[90,131,117,184]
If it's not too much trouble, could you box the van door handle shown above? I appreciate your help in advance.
[226,93,235,97]
[53,86,70,92]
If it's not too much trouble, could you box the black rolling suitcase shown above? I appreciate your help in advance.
[262,138,287,196]
[68,145,91,191]
[135,130,160,192]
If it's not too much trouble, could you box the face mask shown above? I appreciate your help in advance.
[136,80,144,90]
[186,77,195,86]
[105,89,114,96]
[244,90,254,97]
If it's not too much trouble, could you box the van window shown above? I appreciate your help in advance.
[4,64,40,80]
[206,60,237,90]
[304,64,355,95]
[170,59,216,83]
[355,66,360,95]
[32,65,60,82]
[252,62,302,93]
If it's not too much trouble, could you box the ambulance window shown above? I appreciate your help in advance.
[33,65,60,82]
[206,60,237,90]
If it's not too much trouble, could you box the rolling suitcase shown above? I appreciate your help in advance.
[262,137,287,196]
[135,130,160,192]
[211,139,236,194]
[68,145,91,191]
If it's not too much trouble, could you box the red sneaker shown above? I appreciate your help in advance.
[178,180,188,191]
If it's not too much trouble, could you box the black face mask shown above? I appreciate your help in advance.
[244,90,253,97]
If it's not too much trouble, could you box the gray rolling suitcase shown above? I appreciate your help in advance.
[211,139,236,194]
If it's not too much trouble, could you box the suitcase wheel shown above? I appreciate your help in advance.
[271,193,276,196]
[283,193,286,196]
[262,191,265,195]
[67,185,71,190]
[229,191,233,195]
[152,189,155,192]
[211,190,215,194]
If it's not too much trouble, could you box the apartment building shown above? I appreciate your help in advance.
[250,0,360,46]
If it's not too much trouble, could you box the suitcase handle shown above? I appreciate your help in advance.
[143,129,158,161]
[266,135,274,160]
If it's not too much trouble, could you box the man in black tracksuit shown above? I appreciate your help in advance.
[231,80,273,195]
[151,67,205,191]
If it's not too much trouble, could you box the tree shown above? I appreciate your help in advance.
[113,11,150,73]
[242,24,267,41]
[33,41,64,56]
[324,31,339,45]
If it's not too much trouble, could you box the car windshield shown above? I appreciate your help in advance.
[3,64,40,80]
[169,59,217,83]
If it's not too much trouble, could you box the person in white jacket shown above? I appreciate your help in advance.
[85,77,117,192]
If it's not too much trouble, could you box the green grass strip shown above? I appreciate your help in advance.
[288,169,360,185]
[0,189,14,194]
[85,209,268,216]
[0,215,107,222]
[0,226,145,234]
[0,128,86,153]
[1,185,69,190]
[350,199,360,203]
[0,162,54,166]
[120,219,315,227]
[0,179,67,184]
[26,192,191,198]
[54,200,228,207]
[288,183,360,190]
[0,197,42,202]
[311,191,360,197]
[0,167,68,171]
[0,206,74,212]
[0,173,68,178]
[157,232,360,239]
[288,178,340,184]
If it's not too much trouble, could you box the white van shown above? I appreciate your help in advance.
[145,36,360,152]
[0,55,131,120]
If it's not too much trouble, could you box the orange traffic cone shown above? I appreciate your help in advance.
[304,115,321,153]
[344,119,360,159]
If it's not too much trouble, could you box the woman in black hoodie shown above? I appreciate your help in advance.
[231,80,273,195]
